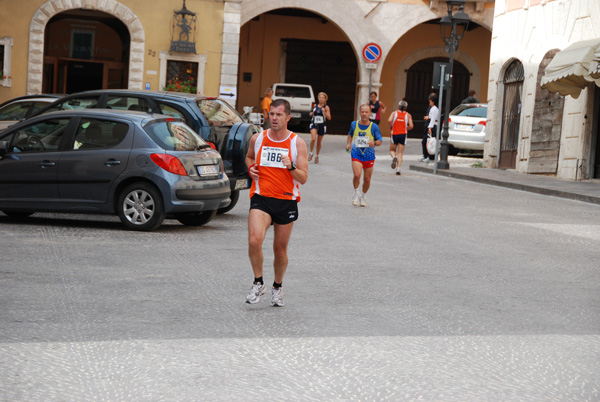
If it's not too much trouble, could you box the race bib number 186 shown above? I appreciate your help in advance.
[260,146,289,168]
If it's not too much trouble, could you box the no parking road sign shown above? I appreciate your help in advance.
[362,43,382,63]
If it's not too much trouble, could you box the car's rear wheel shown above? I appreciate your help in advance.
[217,189,239,214]
[175,209,217,226]
[2,211,34,219]
[117,182,165,231]
[448,145,459,156]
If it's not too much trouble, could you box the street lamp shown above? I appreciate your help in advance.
[438,0,470,170]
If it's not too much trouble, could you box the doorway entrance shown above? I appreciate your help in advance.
[42,9,129,94]
[499,60,524,169]
[404,58,470,138]
[593,86,600,179]
[282,38,357,133]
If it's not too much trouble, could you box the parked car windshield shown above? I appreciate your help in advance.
[0,102,30,121]
[196,98,242,127]
[275,86,311,98]
[144,120,208,151]
[451,105,487,118]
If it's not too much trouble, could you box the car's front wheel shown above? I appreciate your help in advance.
[217,189,239,214]
[175,209,217,226]
[117,182,165,231]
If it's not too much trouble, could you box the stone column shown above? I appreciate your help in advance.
[221,0,242,105]
[356,63,382,118]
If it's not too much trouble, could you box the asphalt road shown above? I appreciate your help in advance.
[1,135,599,401]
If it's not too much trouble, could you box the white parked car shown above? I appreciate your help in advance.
[447,103,487,154]
[0,94,63,131]
[271,83,315,131]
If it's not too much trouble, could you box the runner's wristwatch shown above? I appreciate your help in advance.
[288,162,297,171]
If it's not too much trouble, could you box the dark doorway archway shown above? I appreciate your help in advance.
[404,58,470,138]
[282,38,357,133]
[238,9,358,134]
[499,59,524,170]
[43,9,130,94]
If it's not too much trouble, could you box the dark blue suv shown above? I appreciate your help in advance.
[36,90,259,213]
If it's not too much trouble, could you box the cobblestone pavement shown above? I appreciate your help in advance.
[1,136,599,401]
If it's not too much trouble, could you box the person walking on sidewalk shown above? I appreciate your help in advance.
[421,94,439,163]
[388,99,413,175]
[369,91,387,126]
[346,104,383,207]
[308,92,331,164]
[245,99,309,307]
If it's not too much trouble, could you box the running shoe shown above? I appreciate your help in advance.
[391,156,397,169]
[419,157,429,162]
[352,189,360,206]
[396,168,401,175]
[308,152,313,161]
[359,194,367,207]
[314,155,319,164]
[246,282,266,304]
[271,287,285,307]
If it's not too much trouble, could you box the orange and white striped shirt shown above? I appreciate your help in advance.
[250,130,301,201]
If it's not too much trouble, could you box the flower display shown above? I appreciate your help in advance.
[164,77,196,94]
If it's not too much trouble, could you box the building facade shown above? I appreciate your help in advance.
[0,0,494,138]
[485,0,600,180]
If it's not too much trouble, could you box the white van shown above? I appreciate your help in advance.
[271,83,315,131]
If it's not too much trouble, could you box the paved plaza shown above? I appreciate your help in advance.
[1,135,599,401]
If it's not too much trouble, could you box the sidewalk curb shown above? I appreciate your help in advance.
[409,164,600,205]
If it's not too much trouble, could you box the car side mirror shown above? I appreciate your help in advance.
[0,141,8,159]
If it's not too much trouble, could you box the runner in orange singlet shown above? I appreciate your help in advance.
[245,99,308,307]
[387,100,413,175]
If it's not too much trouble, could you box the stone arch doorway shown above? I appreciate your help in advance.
[27,0,144,95]
[393,47,481,138]
[238,8,358,133]
[528,50,564,174]
[499,59,524,169]
[43,9,130,94]
[403,57,471,138]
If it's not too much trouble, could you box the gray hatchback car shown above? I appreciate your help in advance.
[0,109,230,231]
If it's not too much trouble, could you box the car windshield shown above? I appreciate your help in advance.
[275,86,311,98]
[451,105,487,118]
[144,120,208,151]
[0,102,30,121]
[196,99,242,127]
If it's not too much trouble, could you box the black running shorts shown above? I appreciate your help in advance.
[392,134,407,145]
[250,194,298,225]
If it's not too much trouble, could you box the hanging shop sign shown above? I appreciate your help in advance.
[170,0,197,54]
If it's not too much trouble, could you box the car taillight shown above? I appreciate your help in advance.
[207,142,217,150]
[448,117,452,123]
[311,102,316,109]
[150,153,188,176]
[478,120,487,126]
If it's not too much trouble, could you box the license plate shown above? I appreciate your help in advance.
[456,123,474,131]
[197,165,218,176]
[235,178,250,190]
[290,112,301,118]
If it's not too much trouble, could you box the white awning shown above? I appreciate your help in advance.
[541,38,600,99]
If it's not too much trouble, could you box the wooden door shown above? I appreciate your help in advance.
[499,60,524,169]
[283,39,357,133]
[593,87,600,178]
